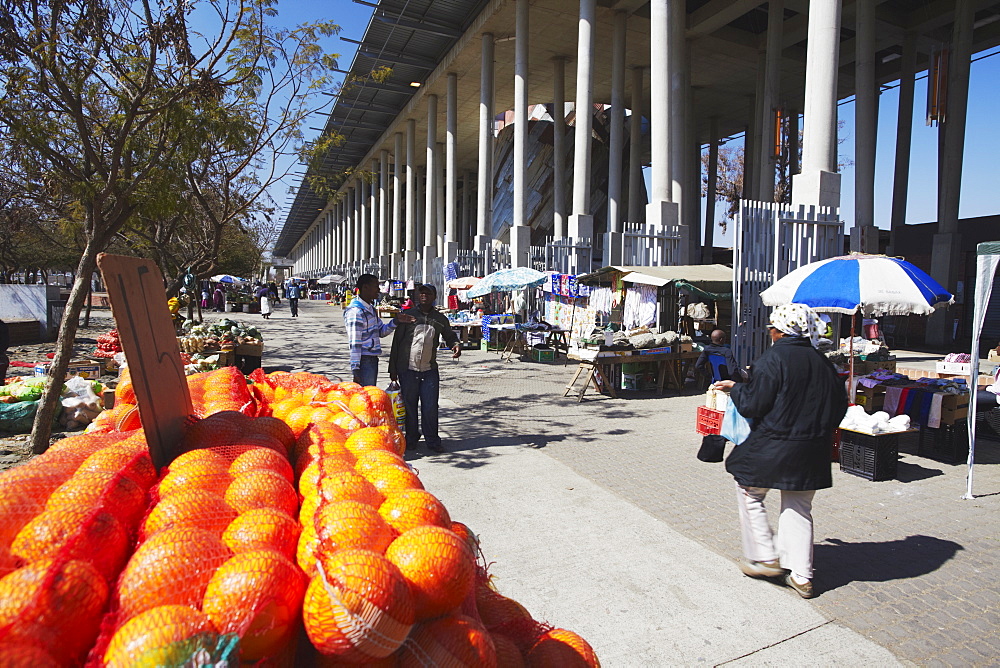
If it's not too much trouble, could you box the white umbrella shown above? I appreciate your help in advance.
[317,274,346,285]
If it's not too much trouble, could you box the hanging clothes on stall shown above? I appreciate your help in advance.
[623,285,658,329]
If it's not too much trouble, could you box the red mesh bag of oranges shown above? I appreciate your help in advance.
[93,411,306,666]
[0,430,158,665]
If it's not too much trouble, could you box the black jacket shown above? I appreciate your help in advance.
[388,306,459,375]
[725,336,847,491]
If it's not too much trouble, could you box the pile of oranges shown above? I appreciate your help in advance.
[0,367,599,666]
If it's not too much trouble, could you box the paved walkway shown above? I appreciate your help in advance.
[245,299,998,666]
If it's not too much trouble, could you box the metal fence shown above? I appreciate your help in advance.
[622,223,684,267]
[732,201,842,367]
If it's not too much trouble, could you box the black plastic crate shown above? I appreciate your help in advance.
[919,422,970,465]
[838,429,917,481]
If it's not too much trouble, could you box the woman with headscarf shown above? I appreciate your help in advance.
[256,283,272,319]
[213,284,226,312]
[711,303,847,599]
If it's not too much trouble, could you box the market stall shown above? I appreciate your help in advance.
[563,265,729,398]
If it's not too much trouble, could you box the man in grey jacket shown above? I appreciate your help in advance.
[388,284,461,453]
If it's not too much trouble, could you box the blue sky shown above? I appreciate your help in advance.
[264,3,1000,250]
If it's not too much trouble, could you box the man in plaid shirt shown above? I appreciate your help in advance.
[344,274,414,386]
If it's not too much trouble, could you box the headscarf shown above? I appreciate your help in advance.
[768,303,826,348]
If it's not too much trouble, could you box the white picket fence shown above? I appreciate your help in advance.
[732,201,843,367]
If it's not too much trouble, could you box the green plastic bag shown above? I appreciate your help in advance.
[0,400,63,433]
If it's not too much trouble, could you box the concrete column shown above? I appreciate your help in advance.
[393,133,404,259]
[405,119,417,256]
[647,0,679,231]
[476,33,495,251]
[703,117,719,264]
[367,160,377,262]
[355,177,364,264]
[552,57,567,239]
[605,11,627,268]
[792,0,842,208]
[570,0,596,243]
[445,73,459,264]
[669,0,686,213]
[510,0,531,268]
[379,150,389,258]
[345,187,354,265]
[888,33,916,256]
[436,141,446,256]
[628,66,644,226]
[928,0,973,346]
[756,0,783,202]
[461,169,472,249]
[851,0,878,253]
[425,95,438,260]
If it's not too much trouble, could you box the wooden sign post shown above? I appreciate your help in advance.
[97,253,192,470]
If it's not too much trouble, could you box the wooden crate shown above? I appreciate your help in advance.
[234,342,263,357]
[854,385,885,413]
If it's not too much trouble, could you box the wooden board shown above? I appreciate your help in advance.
[97,253,192,470]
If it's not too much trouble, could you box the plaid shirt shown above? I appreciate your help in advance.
[344,297,397,370]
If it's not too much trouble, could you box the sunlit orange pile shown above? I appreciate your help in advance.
[0,367,599,666]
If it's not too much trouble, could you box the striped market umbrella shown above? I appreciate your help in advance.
[210,274,249,285]
[465,267,547,298]
[760,254,953,316]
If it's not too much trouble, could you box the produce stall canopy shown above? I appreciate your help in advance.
[578,265,733,287]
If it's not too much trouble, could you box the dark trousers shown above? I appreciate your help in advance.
[288,298,299,317]
[0,353,8,383]
[398,366,441,448]
[356,355,379,387]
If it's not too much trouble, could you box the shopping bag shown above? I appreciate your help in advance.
[720,396,751,445]
[386,380,405,429]
[697,434,726,462]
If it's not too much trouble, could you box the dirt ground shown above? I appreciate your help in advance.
[1,311,121,471]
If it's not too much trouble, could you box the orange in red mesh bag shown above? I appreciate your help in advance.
[202,549,307,661]
[385,525,476,621]
[0,558,109,664]
[398,613,497,668]
[303,548,415,662]
[191,366,256,417]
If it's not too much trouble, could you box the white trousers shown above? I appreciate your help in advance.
[736,484,816,580]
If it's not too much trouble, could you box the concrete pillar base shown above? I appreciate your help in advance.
[443,241,459,266]
[926,233,961,347]
[645,199,680,228]
[791,170,842,209]
[474,235,492,253]
[421,245,438,284]
[403,250,419,280]
[604,231,624,266]
[509,226,532,269]
[390,252,404,279]
[849,224,880,254]
[569,213,594,241]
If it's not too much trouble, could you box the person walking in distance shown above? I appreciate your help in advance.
[388,284,461,453]
[344,274,414,387]
[712,303,847,599]
[286,282,301,318]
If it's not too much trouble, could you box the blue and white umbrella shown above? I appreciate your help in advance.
[466,267,547,299]
[760,254,953,316]
[210,274,249,285]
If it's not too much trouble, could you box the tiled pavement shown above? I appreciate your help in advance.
[258,300,1000,666]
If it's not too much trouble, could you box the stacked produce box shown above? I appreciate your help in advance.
[0,366,599,666]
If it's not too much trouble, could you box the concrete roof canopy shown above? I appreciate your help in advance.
[278,0,1000,257]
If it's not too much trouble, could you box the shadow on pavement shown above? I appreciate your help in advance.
[894,460,945,482]
[815,535,963,591]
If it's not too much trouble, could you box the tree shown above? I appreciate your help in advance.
[701,117,853,233]
[0,0,340,452]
